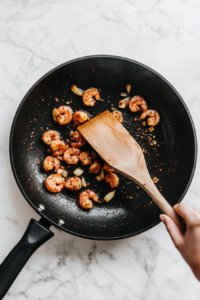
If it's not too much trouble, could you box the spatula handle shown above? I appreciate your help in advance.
[120,169,186,234]
[144,178,186,234]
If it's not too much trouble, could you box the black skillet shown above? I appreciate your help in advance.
[0,55,197,298]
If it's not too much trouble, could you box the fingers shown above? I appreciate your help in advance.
[173,203,192,221]
[193,207,200,214]
[173,203,200,227]
[160,214,183,248]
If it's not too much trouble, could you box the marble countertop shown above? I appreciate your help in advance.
[0,0,200,299]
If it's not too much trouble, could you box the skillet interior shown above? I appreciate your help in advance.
[10,56,197,239]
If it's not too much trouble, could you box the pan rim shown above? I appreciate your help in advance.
[9,54,198,240]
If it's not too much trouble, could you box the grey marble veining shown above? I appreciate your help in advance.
[0,0,200,299]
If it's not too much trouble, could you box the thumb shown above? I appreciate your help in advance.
[160,214,183,248]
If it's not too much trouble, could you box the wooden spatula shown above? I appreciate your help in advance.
[78,110,185,233]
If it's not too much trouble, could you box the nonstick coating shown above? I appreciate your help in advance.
[10,55,197,240]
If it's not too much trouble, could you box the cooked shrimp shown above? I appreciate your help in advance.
[45,173,65,193]
[52,106,73,125]
[52,108,59,122]
[42,130,60,145]
[63,147,81,164]
[82,88,100,106]
[112,110,123,123]
[103,163,115,173]
[73,111,90,126]
[89,160,101,173]
[50,140,67,156]
[65,176,82,190]
[70,131,86,148]
[79,189,99,209]
[129,96,148,113]
[79,151,92,166]
[104,173,119,188]
[140,109,160,126]
[43,156,60,172]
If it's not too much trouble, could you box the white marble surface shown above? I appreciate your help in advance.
[0,0,200,299]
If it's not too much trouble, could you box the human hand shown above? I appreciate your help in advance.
[160,203,200,281]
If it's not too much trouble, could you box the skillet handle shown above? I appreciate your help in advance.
[0,218,54,299]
